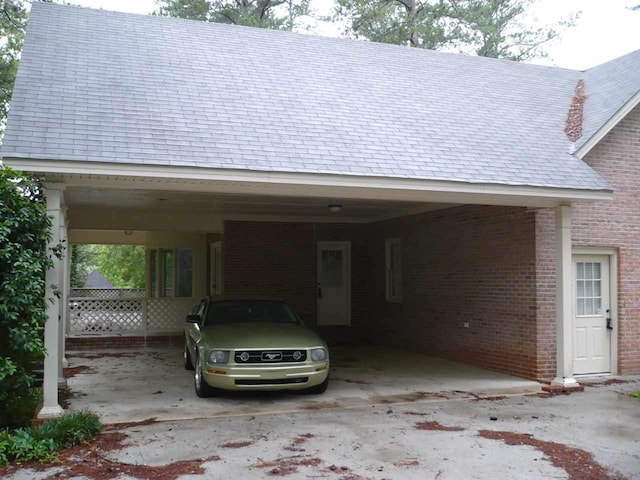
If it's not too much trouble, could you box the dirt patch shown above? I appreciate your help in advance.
[473,396,507,402]
[253,457,322,476]
[333,378,370,385]
[7,430,219,480]
[103,418,159,431]
[582,378,629,387]
[71,352,137,360]
[58,387,87,409]
[478,430,628,480]
[220,440,254,448]
[415,421,465,432]
[63,365,96,378]
[284,433,315,452]
[393,459,420,467]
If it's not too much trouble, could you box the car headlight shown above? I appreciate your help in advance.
[310,348,327,362]
[208,350,229,364]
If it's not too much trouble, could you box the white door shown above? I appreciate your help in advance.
[573,255,611,374]
[210,241,223,296]
[317,242,351,326]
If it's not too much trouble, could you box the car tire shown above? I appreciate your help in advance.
[194,353,217,398]
[184,342,194,370]
[304,376,329,394]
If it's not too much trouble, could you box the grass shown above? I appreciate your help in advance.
[0,410,102,466]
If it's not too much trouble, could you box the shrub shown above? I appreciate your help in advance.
[0,411,102,466]
[0,167,61,427]
[630,391,640,400]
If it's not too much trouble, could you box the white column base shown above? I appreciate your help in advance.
[551,376,579,387]
[62,357,69,368]
[58,377,67,388]
[37,405,64,420]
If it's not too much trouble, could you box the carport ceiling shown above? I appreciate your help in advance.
[64,187,456,220]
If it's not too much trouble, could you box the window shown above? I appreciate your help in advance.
[576,262,602,315]
[150,248,193,298]
[386,239,402,302]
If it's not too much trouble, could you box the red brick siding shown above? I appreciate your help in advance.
[536,104,640,375]
[222,221,370,343]
[223,221,316,319]
[366,205,540,379]
[534,209,557,379]
[66,335,183,351]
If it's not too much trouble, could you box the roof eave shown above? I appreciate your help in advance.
[3,157,613,209]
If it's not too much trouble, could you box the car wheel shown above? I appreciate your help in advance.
[304,376,329,394]
[184,342,194,370]
[194,353,217,398]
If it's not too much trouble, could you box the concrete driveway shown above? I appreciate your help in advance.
[6,373,640,479]
[62,344,542,424]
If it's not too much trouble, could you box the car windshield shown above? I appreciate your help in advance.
[204,300,301,326]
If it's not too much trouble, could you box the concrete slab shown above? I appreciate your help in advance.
[63,344,541,424]
[14,376,638,480]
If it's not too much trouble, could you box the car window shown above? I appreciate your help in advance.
[204,300,300,326]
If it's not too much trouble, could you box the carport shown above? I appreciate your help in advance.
[1,3,614,420]
[62,344,541,424]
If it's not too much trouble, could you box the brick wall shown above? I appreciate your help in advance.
[223,221,370,343]
[366,205,541,379]
[66,335,183,351]
[535,104,640,375]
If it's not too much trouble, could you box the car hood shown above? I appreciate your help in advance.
[200,323,327,350]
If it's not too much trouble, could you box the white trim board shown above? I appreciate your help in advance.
[5,159,613,208]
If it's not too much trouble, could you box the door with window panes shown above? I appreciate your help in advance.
[573,255,611,374]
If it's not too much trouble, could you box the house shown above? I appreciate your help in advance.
[84,270,114,289]
[2,2,639,419]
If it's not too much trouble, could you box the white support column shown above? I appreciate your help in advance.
[551,205,578,387]
[58,209,68,387]
[62,219,70,369]
[38,185,65,419]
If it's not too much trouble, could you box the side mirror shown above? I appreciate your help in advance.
[185,314,201,324]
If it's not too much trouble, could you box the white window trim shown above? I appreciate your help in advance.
[385,238,402,303]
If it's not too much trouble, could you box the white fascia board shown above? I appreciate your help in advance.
[5,158,613,207]
[576,89,640,159]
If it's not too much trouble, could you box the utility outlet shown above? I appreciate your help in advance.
[463,322,470,328]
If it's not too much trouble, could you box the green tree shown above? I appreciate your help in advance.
[334,0,576,61]
[94,245,146,289]
[155,0,312,31]
[0,167,61,427]
[69,244,98,288]
[0,0,28,135]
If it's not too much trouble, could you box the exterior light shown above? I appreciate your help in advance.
[328,204,342,213]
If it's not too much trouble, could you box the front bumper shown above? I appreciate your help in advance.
[202,361,329,391]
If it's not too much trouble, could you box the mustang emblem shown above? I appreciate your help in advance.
[262,351,282,361]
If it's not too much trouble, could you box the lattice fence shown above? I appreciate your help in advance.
[68,298,145,335]
[147,298,195,333]
[70,288,146,299]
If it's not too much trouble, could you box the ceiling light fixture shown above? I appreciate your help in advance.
[328,204,343,213]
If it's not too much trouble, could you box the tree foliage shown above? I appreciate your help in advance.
[71,244,146,289]
[0,167,60,427]
[0,0,28,135]
[334,0,576,61]
[155,0,312,31]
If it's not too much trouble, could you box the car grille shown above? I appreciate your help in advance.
[235,377,308,386]
[234,350,307,364]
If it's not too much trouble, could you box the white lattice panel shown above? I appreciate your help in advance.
[68,299,144,335]
[70,288,146,299]
[147,299,194,333]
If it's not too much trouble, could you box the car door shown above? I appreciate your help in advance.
[186,299,207,360]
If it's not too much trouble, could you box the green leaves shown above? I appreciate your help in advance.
[0,0,28,134]
[0,167,54,427]
[334,0,577,61]
[0,411,102,466]
[155,0,312,31]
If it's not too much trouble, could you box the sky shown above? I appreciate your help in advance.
[68,0,640,71]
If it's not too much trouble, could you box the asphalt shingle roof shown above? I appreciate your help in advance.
[578,49,640,149]
[0,2,620,192]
